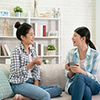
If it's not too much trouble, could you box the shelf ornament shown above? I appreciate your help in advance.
[43,59,49,64]
[52,8,61,18]
[34,0,38,17]
[1,18,9,36]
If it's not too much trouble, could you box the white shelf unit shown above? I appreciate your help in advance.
[0,15,62,64]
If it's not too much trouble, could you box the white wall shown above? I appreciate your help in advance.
[0,0,95,63]
[96,0,100,52]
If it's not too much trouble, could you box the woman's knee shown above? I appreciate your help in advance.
[40,91,50,100]
[75,74,86,81]
[73,74,86,85]
[56,85,62,95]
[77,74,85,78]
[49,85,62,98]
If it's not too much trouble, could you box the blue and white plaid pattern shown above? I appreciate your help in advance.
[9,43,40,84]
[65,46,100,93]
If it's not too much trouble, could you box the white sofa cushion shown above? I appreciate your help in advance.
[40,64,67,90]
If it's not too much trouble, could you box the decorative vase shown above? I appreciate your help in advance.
[54,13,58,18]
[48,50,55,55]
[15,12,21,17]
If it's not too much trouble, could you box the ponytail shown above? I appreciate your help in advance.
[88,40,96,50]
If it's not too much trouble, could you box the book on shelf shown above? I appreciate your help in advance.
[4,44,11,56]
[41,44,44,56]
[37,25,43,37]
[32,23,38,37]
[32,23,44,37]
[43,25,46,37]
[38,43,44,56]
[33,42,44,56]
[1,42,7,56]
[38,44,41,55]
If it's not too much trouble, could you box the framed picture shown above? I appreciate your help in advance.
[48,31,58,36]
[0,10,10,16]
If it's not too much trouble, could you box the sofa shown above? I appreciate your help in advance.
[0,64,100,100]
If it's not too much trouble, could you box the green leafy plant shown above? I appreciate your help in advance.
[13,6,23,12]
[47,44,56,51]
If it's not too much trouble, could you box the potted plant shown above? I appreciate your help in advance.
[47,44,56,55]
[13,6,23,17]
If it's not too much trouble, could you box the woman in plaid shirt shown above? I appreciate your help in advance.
[9,22,62,100]
[65,27,100,100]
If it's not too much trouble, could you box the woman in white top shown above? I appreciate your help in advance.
[65,26,100,100]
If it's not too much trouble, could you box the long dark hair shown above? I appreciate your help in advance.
[15,22,32,41]
[74,27,96,50]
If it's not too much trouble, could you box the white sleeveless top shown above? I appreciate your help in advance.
[28,53,32,78]
[80,59,85,70]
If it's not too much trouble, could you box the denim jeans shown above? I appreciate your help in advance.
[68,74,100,100]
[11,78,62,100]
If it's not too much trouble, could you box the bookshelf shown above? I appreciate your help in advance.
[0,12,62,64]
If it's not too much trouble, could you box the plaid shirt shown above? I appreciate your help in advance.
[9,43,40,84]
[65,46,100,93]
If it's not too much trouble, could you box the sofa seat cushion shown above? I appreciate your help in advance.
[92,92,100,100]
[51,92,100,100]
[40,64,67,90]
[0,68,14,100]
[3,92,100,100]
[51,92,71,100]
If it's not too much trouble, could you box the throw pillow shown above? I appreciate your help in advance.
[0,68,14,99]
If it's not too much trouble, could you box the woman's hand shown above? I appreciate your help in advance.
[65,63,73,78]
[65,63,70,71]
[34,79,39,86]
[26,56,42,71]
[70,63,80,73]
[34,56,43,65]
[70,64,86,75]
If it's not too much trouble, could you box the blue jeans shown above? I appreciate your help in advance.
[11,78,62,100]
[68,74,100,100]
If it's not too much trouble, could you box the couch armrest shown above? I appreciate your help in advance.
[0,64,10,76]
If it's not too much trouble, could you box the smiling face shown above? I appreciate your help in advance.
[72,32,84,47]
[21,28,35,45]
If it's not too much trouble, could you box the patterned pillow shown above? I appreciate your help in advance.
[0,68,14,99]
